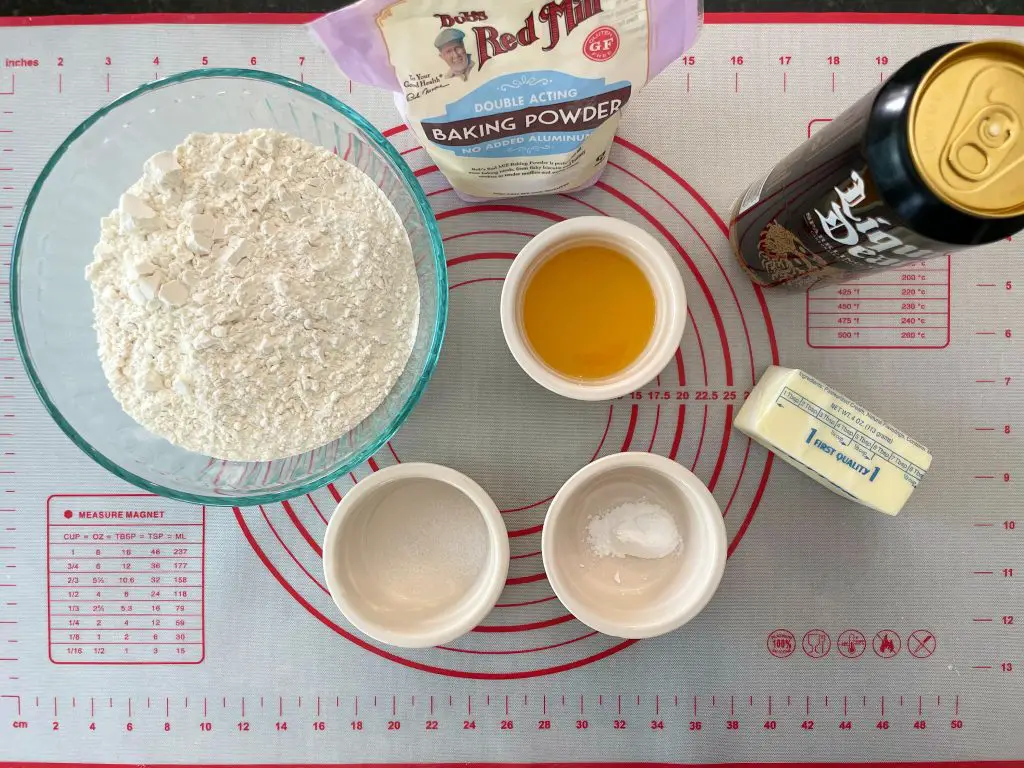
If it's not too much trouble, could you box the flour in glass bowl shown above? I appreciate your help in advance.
[85,129,419,461]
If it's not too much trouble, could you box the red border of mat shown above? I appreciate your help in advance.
[0,11,1022,26]
[1,763,1023,768]
[1,9,1023,768]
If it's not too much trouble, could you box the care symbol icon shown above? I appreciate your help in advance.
[873,630,901,658]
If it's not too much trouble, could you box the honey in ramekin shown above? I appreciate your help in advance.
[521,245,655,380]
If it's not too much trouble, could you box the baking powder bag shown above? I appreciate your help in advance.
[310,0,703,200]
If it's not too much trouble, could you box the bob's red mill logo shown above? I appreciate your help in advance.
[435,0,604,70]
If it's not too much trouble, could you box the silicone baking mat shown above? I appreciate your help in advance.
[1,11,1023,766]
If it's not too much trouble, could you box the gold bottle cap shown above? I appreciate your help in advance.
[909,40,1024,219]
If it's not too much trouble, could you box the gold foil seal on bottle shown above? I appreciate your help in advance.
[909,40,1024,218]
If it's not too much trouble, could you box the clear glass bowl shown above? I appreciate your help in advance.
[12,69,447,506]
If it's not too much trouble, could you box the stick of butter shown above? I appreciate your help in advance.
[734,366,932,515]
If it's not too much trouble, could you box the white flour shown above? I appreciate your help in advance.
[86,129,419,461]
[586,500,681,559]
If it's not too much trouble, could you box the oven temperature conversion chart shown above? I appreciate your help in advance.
[1,12,1024,767]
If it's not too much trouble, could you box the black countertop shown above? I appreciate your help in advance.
[3,0,1020,17]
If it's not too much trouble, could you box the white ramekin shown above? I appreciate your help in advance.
[322,463,509,648]
[500,216,687,401]
[541,452,726,639]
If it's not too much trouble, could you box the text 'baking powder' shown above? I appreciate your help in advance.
[311,0,702,200]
